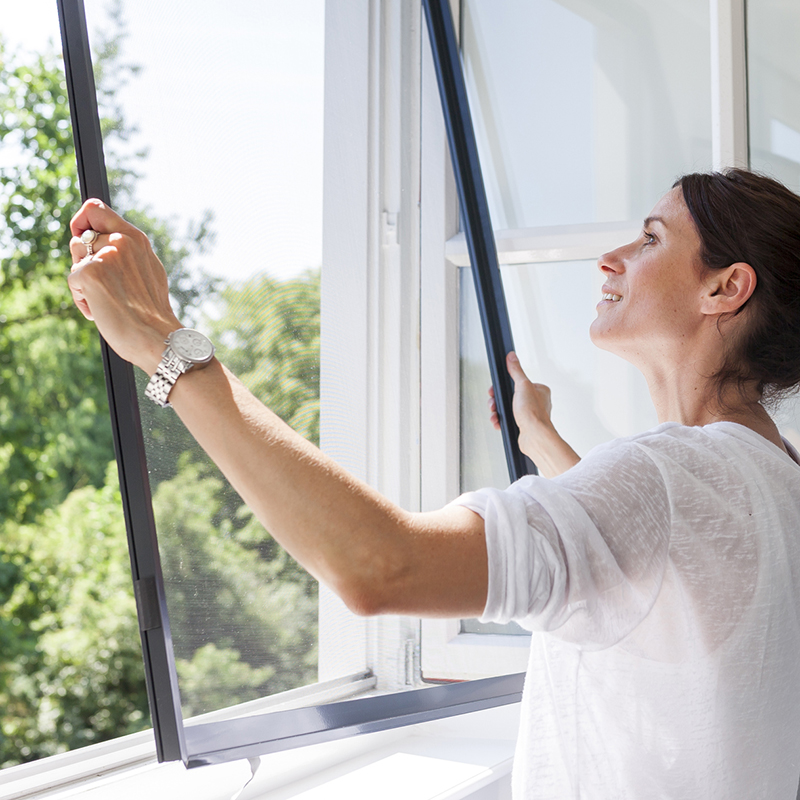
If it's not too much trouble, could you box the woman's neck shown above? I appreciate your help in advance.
[646,370,785,451]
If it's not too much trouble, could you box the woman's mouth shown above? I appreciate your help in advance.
[601,292,622,302]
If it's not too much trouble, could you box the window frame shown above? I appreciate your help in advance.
[58,0,525,768]
[57,0,752,763]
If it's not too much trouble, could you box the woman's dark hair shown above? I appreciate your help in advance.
[675,168,800,406]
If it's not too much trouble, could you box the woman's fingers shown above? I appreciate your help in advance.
[67,269,93,320]
[69,200,141,267]
[70,198,140,239]
[487,352,556,432]
[69,233,112,266]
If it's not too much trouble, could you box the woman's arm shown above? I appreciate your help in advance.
[489,353,581,478]
[67,200,488,619]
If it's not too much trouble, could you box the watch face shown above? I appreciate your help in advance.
[170,328,215,364]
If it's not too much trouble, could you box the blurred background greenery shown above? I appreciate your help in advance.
[0,9,319,765]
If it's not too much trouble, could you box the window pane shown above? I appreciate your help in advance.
[82,0,330,719]
[747,0,800,455]
[460,262,657,491]
[461,0,712,229]
[748,0,800,193]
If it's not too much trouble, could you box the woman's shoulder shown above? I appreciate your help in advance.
[574,422,697,471]
[572,420,799,491]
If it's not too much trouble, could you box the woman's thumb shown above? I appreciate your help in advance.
[506,351,529,384]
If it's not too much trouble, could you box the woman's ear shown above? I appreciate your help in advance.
[701,262,757,316]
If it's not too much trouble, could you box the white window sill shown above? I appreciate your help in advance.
[0,704,518,800]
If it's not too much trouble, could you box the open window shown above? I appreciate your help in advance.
[58,0,526,768]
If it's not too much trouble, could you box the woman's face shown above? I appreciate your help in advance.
[589,187,709,368]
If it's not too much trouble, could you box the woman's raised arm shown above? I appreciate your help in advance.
[67,200,489,619]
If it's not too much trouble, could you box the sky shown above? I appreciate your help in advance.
[1,0,325,283]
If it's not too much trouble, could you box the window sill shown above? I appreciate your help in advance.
[0,704,518,800]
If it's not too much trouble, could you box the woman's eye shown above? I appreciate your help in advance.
[643,231,656,245]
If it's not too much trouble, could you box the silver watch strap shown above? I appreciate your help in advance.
[144,350,188,408]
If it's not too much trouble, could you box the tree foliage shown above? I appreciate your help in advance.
[0,466,147,763]
[212,270,320,445]
[153,464,317,717]
[0,41,111,524]
[0,13,322,767]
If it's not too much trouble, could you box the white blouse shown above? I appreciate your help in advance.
[454,422,800,799]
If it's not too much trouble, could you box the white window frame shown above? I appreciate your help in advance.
[319,0,429,691]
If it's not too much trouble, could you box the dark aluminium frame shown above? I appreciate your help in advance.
[57,0,529,768]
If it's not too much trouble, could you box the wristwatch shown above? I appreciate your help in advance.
[144,328,215,408]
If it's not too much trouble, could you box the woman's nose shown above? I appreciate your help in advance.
[597,242,628,274]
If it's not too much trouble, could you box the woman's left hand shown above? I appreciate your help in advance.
[489,352,581,478]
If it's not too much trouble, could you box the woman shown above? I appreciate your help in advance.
[68,169,800,798]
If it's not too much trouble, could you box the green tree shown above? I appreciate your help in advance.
[0,40,111,524]
[153,463,317,717]
[0,28,218,523]
[144,272,324,715]
[0,12,322,765]
[0,27,218,764]
[0,465,147,765]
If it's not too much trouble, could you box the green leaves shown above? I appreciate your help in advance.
[0,39,111,525]
[153,464,317,716]
[0,467,148,763]
[0,12,322,764]
[0,43,78,289]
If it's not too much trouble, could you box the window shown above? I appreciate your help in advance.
[59,0,523,768]
[747,0,800,445]
[458,0,713,488]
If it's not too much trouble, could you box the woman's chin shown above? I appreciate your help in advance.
[589,319,627,357]
[589,318,611,350]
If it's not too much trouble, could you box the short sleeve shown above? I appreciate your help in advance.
[452,440,671,650]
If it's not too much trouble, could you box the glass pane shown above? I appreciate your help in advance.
[460,262,657,491]
[82,0,331,720]
[748,0,800,193]
[747,0,800,450]
[461,0,712,229]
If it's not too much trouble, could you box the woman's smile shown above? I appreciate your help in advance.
[598,288,623,305]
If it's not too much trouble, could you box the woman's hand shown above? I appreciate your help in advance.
[67,199,183,375]
[489,352,580,478]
